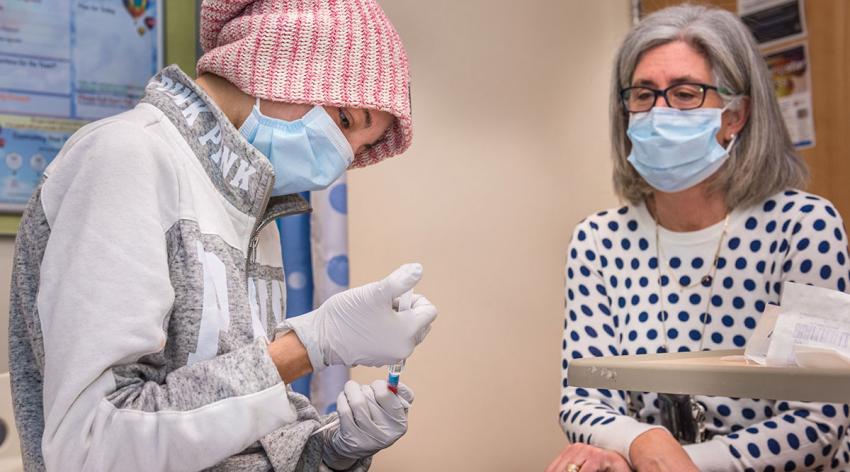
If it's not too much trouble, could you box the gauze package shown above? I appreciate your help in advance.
[745,282,850,369]
[743,304,781,365]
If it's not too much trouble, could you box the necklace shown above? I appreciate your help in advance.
[655,213,730,352]
[657,245,717,291]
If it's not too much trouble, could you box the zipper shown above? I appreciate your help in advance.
[247,194,312,265]
[247,179,274,267]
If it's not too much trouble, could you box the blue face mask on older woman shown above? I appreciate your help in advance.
[239,100,354,196]
[626,105,736,193]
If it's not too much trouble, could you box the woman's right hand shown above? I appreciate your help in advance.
[629,429,700,472]
[545,442,632,472]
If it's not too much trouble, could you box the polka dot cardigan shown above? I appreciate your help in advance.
[561,190,850,471]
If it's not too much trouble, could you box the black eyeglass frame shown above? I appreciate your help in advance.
[619,83,735,113]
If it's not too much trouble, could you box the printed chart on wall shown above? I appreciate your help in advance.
[0,0,162,212]
[738,0,806,48]
[738,0,815,150]
[763,43,816,150]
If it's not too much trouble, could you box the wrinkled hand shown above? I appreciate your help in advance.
[629,429,699,472]
[546,443,632,472]
[283,263,437,371]
[322,380,414,469]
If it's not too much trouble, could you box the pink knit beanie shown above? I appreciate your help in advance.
[197,0,412,168]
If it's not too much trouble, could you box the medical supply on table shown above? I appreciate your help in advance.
[388,289,414,394]
[745,282,850,369]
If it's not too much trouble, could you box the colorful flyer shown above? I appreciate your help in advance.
[763,43,815,150]
[0,0,161,212]
[0,115,85,211]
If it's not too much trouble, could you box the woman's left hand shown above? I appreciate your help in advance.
[545,443,632,472]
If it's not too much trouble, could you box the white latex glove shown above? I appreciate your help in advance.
[282,263,437,372]
[322,380,414,469]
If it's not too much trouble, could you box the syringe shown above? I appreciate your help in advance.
[388,289,414,394]
[311,288,415,437]
[387,360,405,394]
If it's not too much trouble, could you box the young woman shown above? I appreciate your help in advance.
[9,1,437,470]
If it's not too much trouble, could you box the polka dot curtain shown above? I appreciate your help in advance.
[278,175,350,413]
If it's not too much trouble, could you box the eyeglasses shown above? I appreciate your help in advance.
[620,83,730,113]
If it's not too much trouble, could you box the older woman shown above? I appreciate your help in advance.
[548,5,850,472]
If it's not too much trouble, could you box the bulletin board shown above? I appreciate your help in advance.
[0,0,162,213]
[0,0,197,235]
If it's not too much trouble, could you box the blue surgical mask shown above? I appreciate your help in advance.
[626,106,735,193]
[239,100,354,196]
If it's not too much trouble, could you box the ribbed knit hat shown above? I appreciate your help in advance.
[197,0,412,168]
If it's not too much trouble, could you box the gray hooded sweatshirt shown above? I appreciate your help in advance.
[8,66,369,472]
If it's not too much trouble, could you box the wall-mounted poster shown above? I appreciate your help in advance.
[0,0,162,212]
[764,43,816,150]
[739,0,806,49]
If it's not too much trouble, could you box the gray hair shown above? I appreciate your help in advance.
[609,4,808,209]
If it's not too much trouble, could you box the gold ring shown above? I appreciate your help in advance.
[565,464,581,472]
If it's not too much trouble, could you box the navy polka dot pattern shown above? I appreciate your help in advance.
[561,190,850,471]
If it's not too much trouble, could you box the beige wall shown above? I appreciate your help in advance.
[0,0,630,468]
[348,1,629,470]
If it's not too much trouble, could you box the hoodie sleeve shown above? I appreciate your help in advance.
[36,119,297,471]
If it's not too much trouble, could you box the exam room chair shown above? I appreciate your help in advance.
[0,373,23,472]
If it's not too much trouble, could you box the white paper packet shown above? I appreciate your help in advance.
[744,304,780,365]
[764,282,850,366]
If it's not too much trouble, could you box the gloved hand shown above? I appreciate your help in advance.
[282,263,437,372]
[322,380,414,469]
